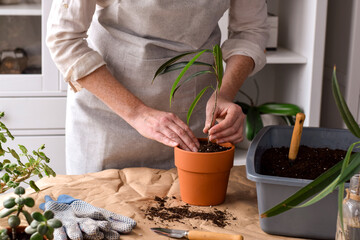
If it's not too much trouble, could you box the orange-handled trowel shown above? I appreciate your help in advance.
[151,228,243,240]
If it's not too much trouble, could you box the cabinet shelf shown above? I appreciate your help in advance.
[266,47,307,64]
[0,3,41,16]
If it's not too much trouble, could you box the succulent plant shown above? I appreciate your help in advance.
[0,186,62,240]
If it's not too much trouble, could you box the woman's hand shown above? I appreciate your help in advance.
[131,106,200,152]
[203,94,245,144]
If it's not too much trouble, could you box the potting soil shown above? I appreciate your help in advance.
[144,196,235,228]
[197,140,231,152]
[260,145,348,180]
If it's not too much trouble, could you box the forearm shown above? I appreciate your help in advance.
[219,55,254,100]
[77,65,147,123]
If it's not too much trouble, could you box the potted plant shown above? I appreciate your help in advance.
[153,45,235,206]
[246,67,360,239]
[0,112,56,194]
[234,79,302,148]
[0,186,62,240]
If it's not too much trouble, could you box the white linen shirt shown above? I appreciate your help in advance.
[47,0,269,92]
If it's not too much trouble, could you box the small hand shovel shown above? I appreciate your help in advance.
[289,112,306,161]
[151,227,243,240]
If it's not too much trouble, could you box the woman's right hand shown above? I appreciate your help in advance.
[129,105,200,152]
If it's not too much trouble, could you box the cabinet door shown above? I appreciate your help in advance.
[0,97,66,130]
[0,1,61,93]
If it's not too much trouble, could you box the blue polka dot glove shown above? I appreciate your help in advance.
[40,195,136,240]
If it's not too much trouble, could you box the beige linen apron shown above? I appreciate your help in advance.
[66,0,230,174]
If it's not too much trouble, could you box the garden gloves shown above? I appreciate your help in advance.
[40,195,136,240]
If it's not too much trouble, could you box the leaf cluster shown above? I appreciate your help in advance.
[0,112,56,194]
[261,67,360,230]
[0,186,62,240]
[153,44,223,127]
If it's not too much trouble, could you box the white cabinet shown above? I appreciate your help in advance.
[220,0,328,127]
[0,0,66,174]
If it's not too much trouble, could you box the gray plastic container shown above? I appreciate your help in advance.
[246,126,360,240]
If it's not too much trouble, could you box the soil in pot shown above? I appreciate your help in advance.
[197,140,231,153]
[260,145,349,180]
[6,226,31,240]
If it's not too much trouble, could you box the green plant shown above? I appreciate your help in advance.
[0,186,62,240]
[152,44,223,130]
[261,67,360,229]
[235,80,302,140]
[0,112,56,193]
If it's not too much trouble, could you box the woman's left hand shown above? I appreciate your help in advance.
[203,94,245,144]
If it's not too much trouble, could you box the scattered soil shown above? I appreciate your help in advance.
[197,140,231,153]
[260,145,348,180]
[144,196,235,228]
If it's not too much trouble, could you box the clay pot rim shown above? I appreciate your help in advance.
[175,138,235,155]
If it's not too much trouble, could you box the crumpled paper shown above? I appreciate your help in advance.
[0,166,305,240]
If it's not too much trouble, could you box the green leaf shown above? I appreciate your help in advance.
[159,61,212,75]
[43,210,54,220]
[22,210,33,225]
[169,49,209,107]
[258,103,301,116]
[213,44,223,89]
[47,219,62,229]
[25,226,37,235]
[31,212,45,222]
[2,173,9,183]
[8,148,19,161]
[152,51,198,82]
[29,180,40,192]
[332,67,360,137]
[187,86,210,125]
[172,70,213,98]
[0,207,17,218]
[8,215,20,228]
[18,145,28,154]
[281,116,296,126]
[0,133,6,143]
[338,182,345,231]
[30,232,43,240]
[245,107,263,141]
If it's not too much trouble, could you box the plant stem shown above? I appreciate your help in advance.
[208,83,219,143]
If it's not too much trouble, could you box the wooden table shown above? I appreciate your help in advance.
[0,166,308,240]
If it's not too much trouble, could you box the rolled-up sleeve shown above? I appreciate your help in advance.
[222,0,269,76]
[46,0,106,91]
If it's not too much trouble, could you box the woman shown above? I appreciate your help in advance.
[47,0,269,174]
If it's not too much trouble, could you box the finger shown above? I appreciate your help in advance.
[54,226,69,240]
[156,114,198,151]
[209,115,242,142]
[151,131,179,148]
[108,214,137,228]
[95,220,111,232]
[62,223,83,240]
[161,126,193,152]
[83,230,104,240]
[170,117,200,149]
[103,230,120,240]
[78,218,100,236]
[110,221,134,234]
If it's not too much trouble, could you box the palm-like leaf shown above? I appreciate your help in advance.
[258,103,301,116]
[152,52,197,82]
[332,66,360,137]
[187,86,210,124]
[169,49,209,106]
[160,61,212,75]
[172,70,213,98]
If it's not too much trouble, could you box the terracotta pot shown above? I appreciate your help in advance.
[175,138,235,206]
[6,226,47,240]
